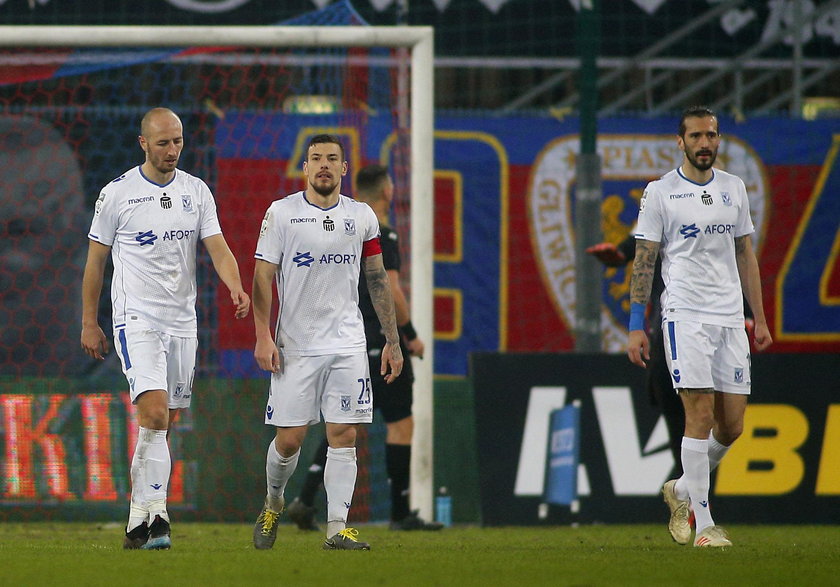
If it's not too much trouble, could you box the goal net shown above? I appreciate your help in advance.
[0,5,433,523]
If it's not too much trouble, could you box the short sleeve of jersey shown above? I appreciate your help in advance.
[733,177,755,238]
[88,187,119,246]
[634,182,664,242]
[360,202,381,243]
[254,201,283,264]
[197,179,223,240]
[380,226,401,272]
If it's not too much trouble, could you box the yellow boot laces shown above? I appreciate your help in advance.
[259,509,280,535]
[336,528,361,541]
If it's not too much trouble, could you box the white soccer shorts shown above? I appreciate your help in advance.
[264,351,373,427]
[114,327,198,408]
[661,320,751,394]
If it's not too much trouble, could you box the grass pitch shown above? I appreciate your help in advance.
[1,522,838,586]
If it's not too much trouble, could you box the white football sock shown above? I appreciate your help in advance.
[324,446,357,538]
[127,431,148,532]
[681,436,714,533]
[266,440,299,510]
[142,428,171,521]
[707,431,730,472]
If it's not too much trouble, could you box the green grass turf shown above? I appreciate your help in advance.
[1,523,838,586]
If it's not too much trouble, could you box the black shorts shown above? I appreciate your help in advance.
[368,340,414,423]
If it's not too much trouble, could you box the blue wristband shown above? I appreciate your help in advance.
[629,303,646,331]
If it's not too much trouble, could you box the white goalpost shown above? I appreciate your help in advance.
[0,25,436,520]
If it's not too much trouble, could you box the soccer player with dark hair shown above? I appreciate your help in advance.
[287,164,442,532]
[627,106,771,548]
[251,138,403,551]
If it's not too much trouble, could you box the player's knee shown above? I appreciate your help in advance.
[715,423,743,446]
[326,424,357,448]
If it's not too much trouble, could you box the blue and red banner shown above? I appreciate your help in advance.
[211,113,840,376]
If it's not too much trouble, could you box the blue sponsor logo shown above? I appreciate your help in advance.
[150,483,162,490]
[320,253,357,264]
[704,224,734,235]
[679,224,700,239]
[294,251,315,267]
[135,230,158,246]
[672,369,681,383]
[699,500,708,508]
[266,405,274,420]
[161,229,196,241]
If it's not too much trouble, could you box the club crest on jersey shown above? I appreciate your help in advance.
[160,195,172,209]
[323,217,335,232]
[340,395,351,412]
[181,194,194,212]
[721,191,732,206]
[344,218,356,235]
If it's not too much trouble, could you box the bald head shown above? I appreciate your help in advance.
[138,107,184,182]
[140,107,182,138]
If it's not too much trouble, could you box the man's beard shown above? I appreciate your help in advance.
[311,178,337,196]
[686,148,716,171]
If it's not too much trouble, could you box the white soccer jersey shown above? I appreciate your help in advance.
[635,167,754,327]
[255,191,380,356]
[88,166,222,336]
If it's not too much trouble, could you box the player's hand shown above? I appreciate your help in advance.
[231,289,250,319]
[585,242,627,267]
[254,336,282,373]
[751,320,773,352]
[81,324,109,360]
[406,336,425,359]
[627,329,650,368]
[381,341,404,384]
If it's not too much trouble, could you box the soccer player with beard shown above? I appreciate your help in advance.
[251,135,403,551]
[81,107,250,550]
[626,106,772,548]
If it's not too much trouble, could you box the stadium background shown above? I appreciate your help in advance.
[1,0,839,524]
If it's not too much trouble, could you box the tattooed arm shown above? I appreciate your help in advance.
[363,253,404,383]
[627,239,660,367]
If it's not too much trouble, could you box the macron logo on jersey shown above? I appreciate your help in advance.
[135,230,158,246]
[291,217,316,224]
[680,224,700,239]
[294,251,315,267]
[128,195,155,205]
